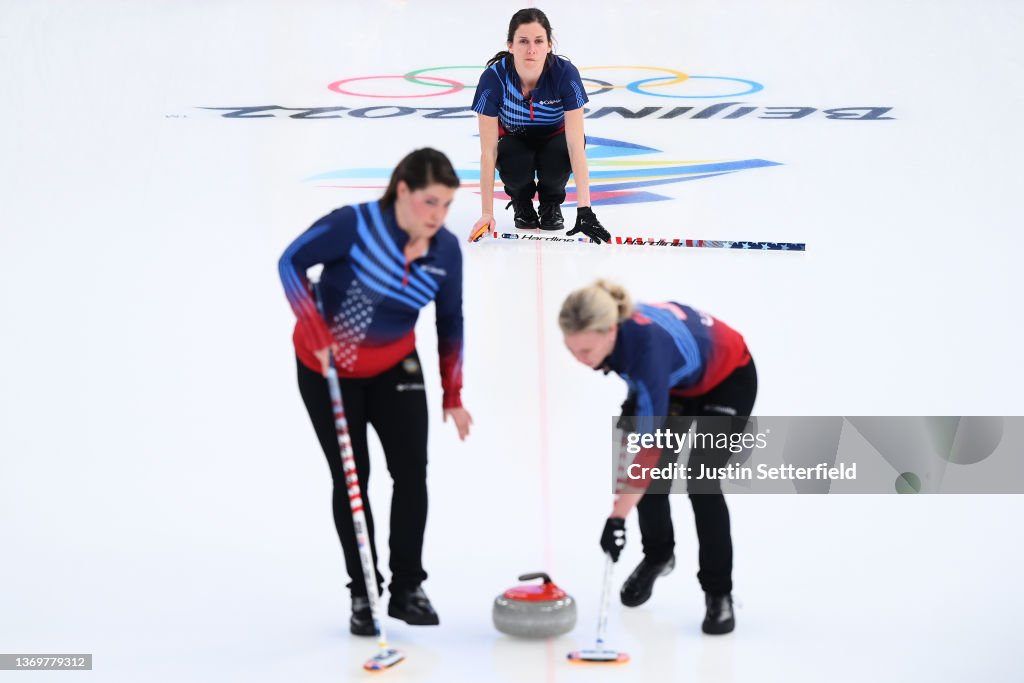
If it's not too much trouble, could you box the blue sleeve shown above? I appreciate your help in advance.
[433,232,464,408]
[278,206,357,348]
[623,332,671,435]
[472,66,502,117]
[558,60,589,112]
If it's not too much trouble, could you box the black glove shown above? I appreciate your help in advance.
[567,206,611,244]
[600,517,626,561]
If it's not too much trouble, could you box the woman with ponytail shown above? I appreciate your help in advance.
[470,8,610,243]
[559,280,757,635]
[279,148,472,637]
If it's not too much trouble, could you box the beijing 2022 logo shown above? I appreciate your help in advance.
[306,135,781,208]
[190,65,892,214]
[199,64,894,121]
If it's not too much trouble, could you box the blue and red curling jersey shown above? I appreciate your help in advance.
[472,54,589,137]
[606,302,751,432]
[279,201,464,409]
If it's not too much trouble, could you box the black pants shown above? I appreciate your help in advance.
[497,132,572,205]
[296,352,429,597]
[632,358,758,595]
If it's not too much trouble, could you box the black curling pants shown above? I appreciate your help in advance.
[296,352,430,597]
[633,358,758,595]
[497,132,572,205]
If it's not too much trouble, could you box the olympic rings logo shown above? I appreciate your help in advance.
[327,65,764,100]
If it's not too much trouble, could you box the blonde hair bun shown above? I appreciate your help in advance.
[558,280,634,335]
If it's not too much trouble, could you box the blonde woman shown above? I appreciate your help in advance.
[559,281,757,635]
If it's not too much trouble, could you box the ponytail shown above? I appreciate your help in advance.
[558,280,634,335]
[594,279,634,322]
[486,51,510,67]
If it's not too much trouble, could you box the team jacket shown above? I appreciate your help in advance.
[605,302,751,435]
[471,54,589,137]
[605,302,750,485]
[279,201,464,409]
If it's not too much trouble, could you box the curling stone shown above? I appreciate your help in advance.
[493,572,577,638]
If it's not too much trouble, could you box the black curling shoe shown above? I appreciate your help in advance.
[538,202,564,230]
[350,596,376,637]
[388,586,440,626]
[620,554,675,607]
[702,593,735,635]
[506,199,540,229]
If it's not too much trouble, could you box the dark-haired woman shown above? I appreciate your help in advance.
[279,148,473,636]
[470,8,610,243]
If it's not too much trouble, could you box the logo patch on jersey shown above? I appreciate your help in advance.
[396,383,425,392]
[402,357,421,375]
[538,99,561,106]
[421,264,447,277]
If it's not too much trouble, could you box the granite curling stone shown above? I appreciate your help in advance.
[493,572,577,638]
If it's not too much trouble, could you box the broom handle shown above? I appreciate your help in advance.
[313,280,391,652]
[594,429,630,648]
[595,554,615,648]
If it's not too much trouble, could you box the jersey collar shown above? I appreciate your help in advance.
[379,200,435,260]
